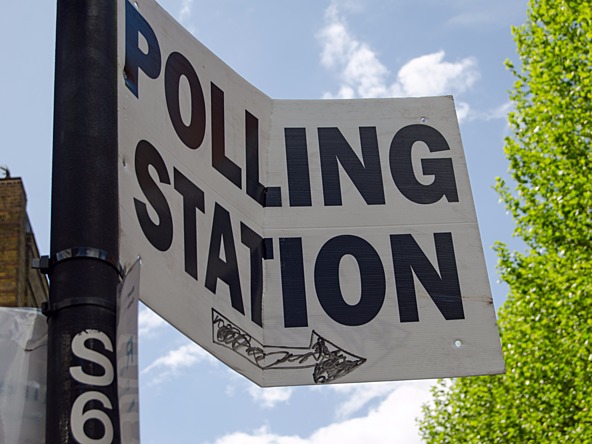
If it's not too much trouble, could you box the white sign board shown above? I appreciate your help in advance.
[118,0,504,386]
[117,259,141,444]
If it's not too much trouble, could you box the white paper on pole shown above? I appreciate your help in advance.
[117,259,141,444]
[117,0,504,386]
[0,308,47,444]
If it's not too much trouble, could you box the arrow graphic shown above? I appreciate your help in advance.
[212,309,366,384]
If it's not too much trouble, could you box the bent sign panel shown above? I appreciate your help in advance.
[117,0,505,386]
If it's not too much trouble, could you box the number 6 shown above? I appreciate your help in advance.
[71,391,114,444]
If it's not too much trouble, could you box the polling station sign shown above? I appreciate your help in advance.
[117,0,504,386]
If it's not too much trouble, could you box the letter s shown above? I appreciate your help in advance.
[69,330,114,387]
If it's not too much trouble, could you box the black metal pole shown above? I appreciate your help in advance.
[47,0,120,442]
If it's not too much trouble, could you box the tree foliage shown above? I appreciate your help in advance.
[419,1,592,442]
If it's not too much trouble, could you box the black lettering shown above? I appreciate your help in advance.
[240,224,274,327]
[280,238,308,327]
[284,128,312,207]
[211,83,242,188]
[165,52,206,150]
[314,235,385,326]
[124,0,161,98]
[133,140,173,251]
[173,169,205,280]
[390,124,459,204]
[318,127,385,206]
[246,111,281,207]
[205,203,244,314]
[390,232,464,322]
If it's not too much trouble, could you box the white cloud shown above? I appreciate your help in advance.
[213,380,434,444]
[324,381,408,419]
[222,372,294,408]
[142,341,218,385]
[460,101,512,123]
[214,427,303,444]
[318,2,480,121]
[446,3,524,28]
[319,3,389,99]
[448,11,496,27]
[394,51,479,97]
[455,101,471,122]
[484,101,512,120]
[138,306,167,336]
[248,386,294,409]
[178,0,196,33]
[179,0,193,21]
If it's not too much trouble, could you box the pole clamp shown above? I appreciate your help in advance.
[41,297,117,317]
[33,247,125,317]
[32,246,125,279]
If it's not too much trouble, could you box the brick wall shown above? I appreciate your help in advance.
[0,177,48,307]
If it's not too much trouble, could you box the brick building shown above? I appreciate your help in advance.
[0,176,48,307]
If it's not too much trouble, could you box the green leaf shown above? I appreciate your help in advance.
[419,1,592,442]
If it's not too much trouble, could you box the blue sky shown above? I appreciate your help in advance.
[1,0,526,442]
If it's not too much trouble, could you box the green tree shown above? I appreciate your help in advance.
[419,1,592,442]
